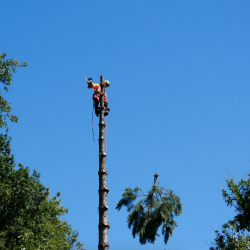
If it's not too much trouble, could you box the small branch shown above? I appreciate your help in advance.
[137,194,147,198]
[160,187,170,193]
[138,189,146,196]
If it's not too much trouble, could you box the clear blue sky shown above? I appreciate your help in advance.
[2,1,250,249]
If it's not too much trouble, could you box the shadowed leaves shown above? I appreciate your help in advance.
[0,52,28,131]
[210,174,250,250]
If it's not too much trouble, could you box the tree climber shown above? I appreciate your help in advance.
[87,77,110,117]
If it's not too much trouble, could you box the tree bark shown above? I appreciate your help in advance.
[98,75,110,250]
[153,173,159,186]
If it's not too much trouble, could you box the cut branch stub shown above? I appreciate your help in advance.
[99,152,107,157]
[153,173,159,186]
[99,121,106,127]
[99,205,109,211]
[98,170,108,175]
[99,241,110,249]
[98,222,110,229]
[99,187,110,193]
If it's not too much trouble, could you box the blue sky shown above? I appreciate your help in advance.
[2,1,250,249]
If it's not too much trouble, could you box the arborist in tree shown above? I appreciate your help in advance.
[86,77,110,117]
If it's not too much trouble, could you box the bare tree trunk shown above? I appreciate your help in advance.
[98,75,110,250]
[153,173,159,186]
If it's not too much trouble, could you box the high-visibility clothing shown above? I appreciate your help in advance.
[88,83,109,101]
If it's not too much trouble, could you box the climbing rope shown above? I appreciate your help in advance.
[92,101,95,142]
[105,116,108,154]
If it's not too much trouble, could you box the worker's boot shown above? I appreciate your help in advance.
[95,108,100,117]
[104,107,109,116]
[104,102,110,113]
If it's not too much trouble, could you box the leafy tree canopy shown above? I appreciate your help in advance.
[116,174,182,245]
[210,174,250,250]
[0,53,85,250]
[0,53,28,130]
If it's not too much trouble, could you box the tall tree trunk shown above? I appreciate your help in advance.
[98,75,110,250]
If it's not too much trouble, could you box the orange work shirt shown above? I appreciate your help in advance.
[89,83,108,98]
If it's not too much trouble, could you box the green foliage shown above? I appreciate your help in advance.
[210,174,250,250]
[0,134,85,250]
[0,52,28,130]
[0,53,85,249]
[116,183,182,245]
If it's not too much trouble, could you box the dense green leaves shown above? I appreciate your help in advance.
[0,53,85,250]
[210,174,250,250]
[0,135,85,249]
[0,53,28,130]
[116,181,182,245]
[0,128,85,250]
